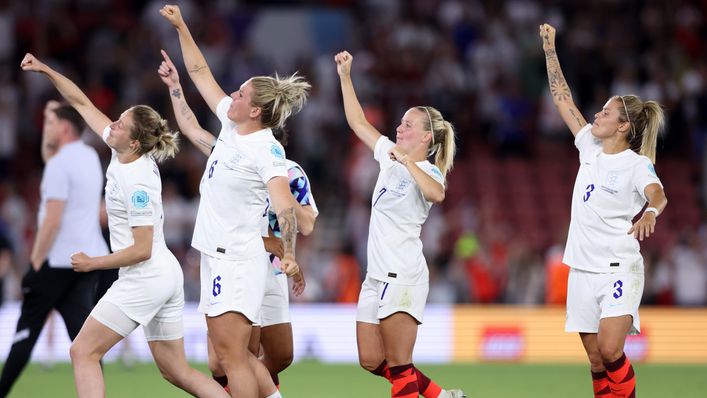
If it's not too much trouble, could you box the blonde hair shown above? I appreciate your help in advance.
[613,95,664,163]
[249,73,311,129]
[415,106,456,178]
[129,105,180,163]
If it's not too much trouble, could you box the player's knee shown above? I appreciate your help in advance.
[586,350,604,369]
[598,343,623,363]
[156,362,188,387]
[358,354,380,372]
[69,341,83,362]
[273,351,293,373]
[208,355,222,375]
[159,367,181,386]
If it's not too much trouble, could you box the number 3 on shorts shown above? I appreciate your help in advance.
[613,280,623,299]
[212,275,222,297]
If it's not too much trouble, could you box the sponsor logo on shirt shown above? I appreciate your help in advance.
[131,190,150,208]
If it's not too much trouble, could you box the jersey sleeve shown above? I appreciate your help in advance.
[215,96,235,137]
[373,136,396,168]
[421,163,445,186]
[102,126,118,157]
[254,141,288,184]
[288,165,319,215]
[42,157,69,200]
[122,170,157,227]
[574,124,601,163]
[633,158,663,201]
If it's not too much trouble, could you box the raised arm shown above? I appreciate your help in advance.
[335,51,382,151]
[539,24,587,136]
[158,50,216,157]
[20,54,111,138]
[160,5,227,114]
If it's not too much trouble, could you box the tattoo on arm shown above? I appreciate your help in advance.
[544,50,572,103]
[569,108,585,130]
[277,207,297,255]
[171,88,182,99]
[178,102,193,120]
[188,64,208,74]
[197,138,214,150]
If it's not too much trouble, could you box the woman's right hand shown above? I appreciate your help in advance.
[539,23,556,52]
[20,53,46,73]
[158,50,180,88]
[159,4,185,28]
[335,51,353,78]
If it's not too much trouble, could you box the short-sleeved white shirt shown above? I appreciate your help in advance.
[261,159,319,274]
[103,127,168,270]
[563,124,663,273]
[366,136,445,285]
[191,97,288,260]
[39,140,108,267]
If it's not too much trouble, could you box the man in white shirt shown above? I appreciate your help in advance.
[0,103,108,397]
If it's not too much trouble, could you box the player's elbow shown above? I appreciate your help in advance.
[135,241,153,263]
[299,216,316,236]
[426,190,445,204]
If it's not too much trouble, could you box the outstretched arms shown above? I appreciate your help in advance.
[335,51,382,151]
[539,24,587,136]
[160,5,227,114]
[20,54,111,138]
[158,50,216,157]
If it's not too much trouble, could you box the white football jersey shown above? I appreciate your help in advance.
[103,127,169,277]
[39,140,108,267]
[191,97,288,260]
[366,136,445,285]
[563,124,663,273]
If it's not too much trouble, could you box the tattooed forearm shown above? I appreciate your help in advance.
[277,207,297,255]
[569,108,584,130]
[197,138,215,150]
[544,50,572,103]
[171,88,181,99]
[179,102,193,120]
[188,64,208,74]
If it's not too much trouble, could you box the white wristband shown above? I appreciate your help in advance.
[644,207,659,217]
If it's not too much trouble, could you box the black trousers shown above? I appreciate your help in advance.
[0,262,97,398]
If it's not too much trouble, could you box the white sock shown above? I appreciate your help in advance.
[436,390,447,398]
[265,391,282,398]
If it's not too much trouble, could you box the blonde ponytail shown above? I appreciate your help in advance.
[250,73,311,129]
[416,106,456,178]
[129,105,180,163]
[614,95,664,163]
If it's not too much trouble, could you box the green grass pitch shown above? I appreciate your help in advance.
[4,361,706,397]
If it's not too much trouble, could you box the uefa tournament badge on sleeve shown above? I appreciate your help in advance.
[130,190,152,217]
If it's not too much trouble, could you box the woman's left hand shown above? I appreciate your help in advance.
[292,269,306,296]
[628,212,656,241]
[71,252,95,272]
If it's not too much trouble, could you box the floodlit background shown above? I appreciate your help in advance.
[0,0,706,397]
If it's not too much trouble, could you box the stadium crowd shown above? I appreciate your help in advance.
[0,0,706,307]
